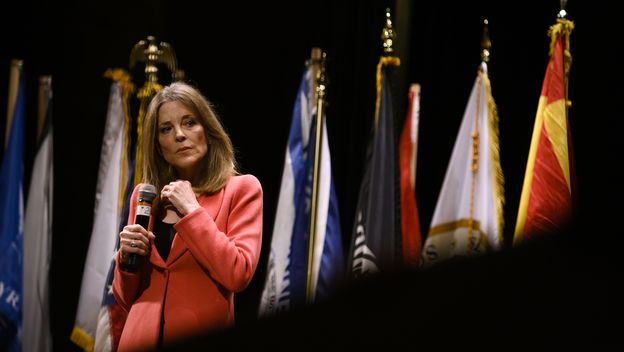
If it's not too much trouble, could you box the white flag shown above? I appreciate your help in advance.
[71,80,126,351]
[422,62,504,266]
[23,76,53,352]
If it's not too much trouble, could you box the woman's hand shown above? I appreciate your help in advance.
[160,180,201,216]
[118,224,155,264]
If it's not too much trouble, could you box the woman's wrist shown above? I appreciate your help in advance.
[184,203,201,215]
[118,250,129,268]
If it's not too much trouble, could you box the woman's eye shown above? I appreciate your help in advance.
[183,119,196,127]
[159,126,172,134]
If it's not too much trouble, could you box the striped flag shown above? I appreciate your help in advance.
[258,64,343,316]
[422,61,505,267]
[22,76,53,352]
[94,70,135,352]
[0,59,25,352]
[514,19,575,244]
[92,72,154,351]
[399,84,422,267]
[71,71,130,352]
[347,56,401,277]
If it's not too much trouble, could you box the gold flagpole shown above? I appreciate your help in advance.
[37,76,52,143]
[556,1,573,123]
[467,19,490,254]
[305,48,327,305]
[5,59,22,150]
[376,8,400,127]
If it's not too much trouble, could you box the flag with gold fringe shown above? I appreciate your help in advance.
[422,60,505,267]
[71,70,133,352]
[94,70,136,352]
[514,18,575,244]
[347,55,401,277]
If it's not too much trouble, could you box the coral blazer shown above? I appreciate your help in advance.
[113,175,263,351]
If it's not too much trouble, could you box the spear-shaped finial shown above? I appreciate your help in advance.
[317,51,327,95]
[481,19,491,63]
[382,7,396,55]
[558,0,568,18]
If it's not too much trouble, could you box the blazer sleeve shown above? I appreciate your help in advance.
[174,174,263,292]
[112,184,144,311]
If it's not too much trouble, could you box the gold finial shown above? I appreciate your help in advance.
[130,35,178,84]
[308,47,322,103]
[316,51,327,99]
[382,7,396,55]
[481,19,491,63]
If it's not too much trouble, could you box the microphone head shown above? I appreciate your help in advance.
[138,183,158,202]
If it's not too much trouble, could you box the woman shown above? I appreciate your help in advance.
[113,82,263,350]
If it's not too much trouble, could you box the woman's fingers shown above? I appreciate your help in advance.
[119,225,153,258]
[160,180,199,215]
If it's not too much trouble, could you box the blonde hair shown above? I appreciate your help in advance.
[142,82,238,194]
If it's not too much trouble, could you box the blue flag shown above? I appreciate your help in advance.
[259,65,344,316]
[0,65,25,352]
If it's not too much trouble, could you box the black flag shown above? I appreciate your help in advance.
[347,57,400,278]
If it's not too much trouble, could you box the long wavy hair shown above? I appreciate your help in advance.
[142,82,238,195]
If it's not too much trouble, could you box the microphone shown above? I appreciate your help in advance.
[126,183,158,271]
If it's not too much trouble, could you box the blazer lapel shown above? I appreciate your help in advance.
[149,243,167,269]
[147,214,168,269]
[165,187,225,265]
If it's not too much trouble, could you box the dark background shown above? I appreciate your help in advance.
[1,0,621,350]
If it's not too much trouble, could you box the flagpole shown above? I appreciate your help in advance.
[467,20,490,253]
[5,59,22,151]
[129,36,178,184]
[37,76,52,143]
[557,2,571,125]
[376,8,400,126]
[305,48,327,305]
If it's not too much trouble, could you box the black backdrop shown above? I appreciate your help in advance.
[1,0,621,350]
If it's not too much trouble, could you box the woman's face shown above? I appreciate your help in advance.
[157,101,208,181]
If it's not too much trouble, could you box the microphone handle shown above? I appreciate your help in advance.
[126,214,151,271]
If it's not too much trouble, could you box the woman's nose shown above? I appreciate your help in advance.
[174,126,186,141]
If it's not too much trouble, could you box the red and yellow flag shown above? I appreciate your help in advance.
[514,18,575,244]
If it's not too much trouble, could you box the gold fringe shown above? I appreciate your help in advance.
[134,97,148,185]
[134,82,163,185]
[467,75,481,255]
[550,18,574,115]
[548,19,574,78]
[428,218,484,236]
[120,76,135,211]
[104,68,136,214]
[104,68,130,85]
[481,69,506,245]
[70,326,94,352]
[374,56,400,127]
